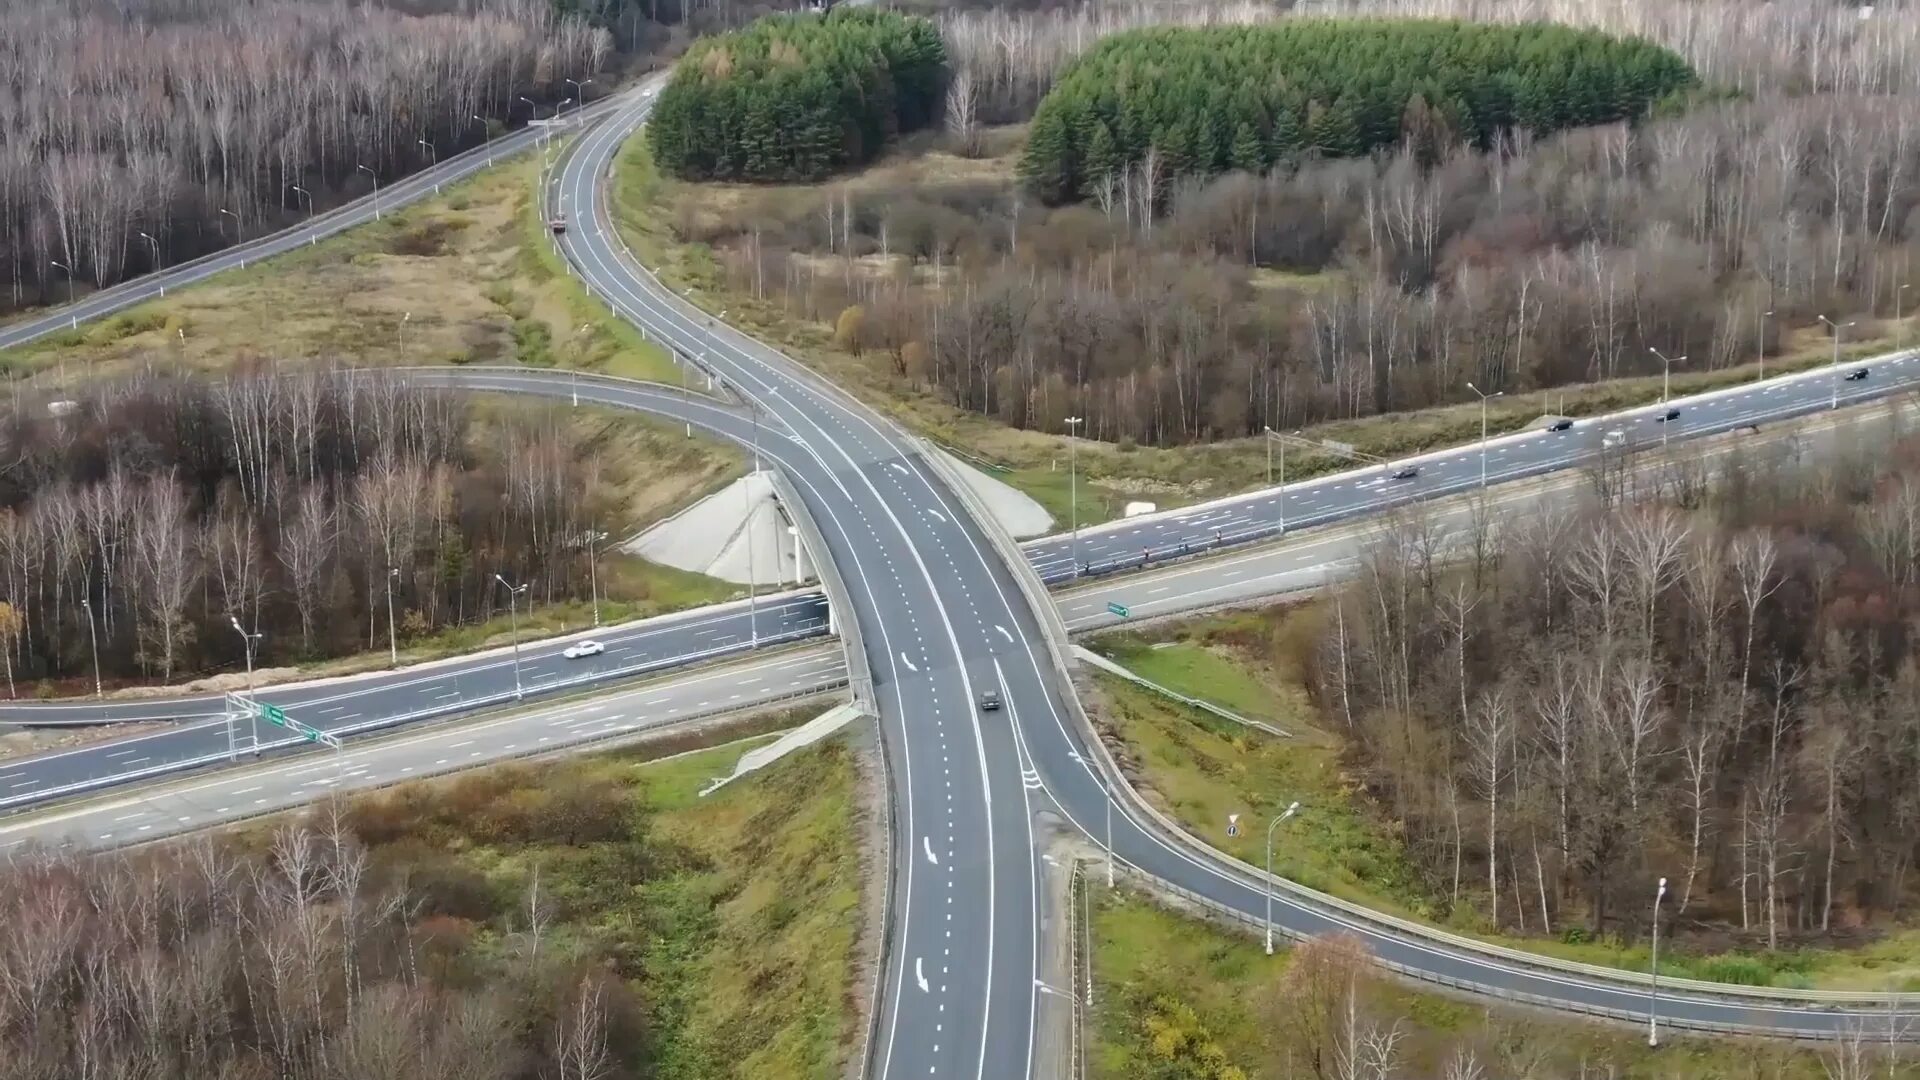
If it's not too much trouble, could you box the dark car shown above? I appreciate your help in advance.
[1657,408,1681,422]
[979,689,1001,712]
[1390,465,1419,480]
[1845,367,1870,381]
[1547,418,1575,432]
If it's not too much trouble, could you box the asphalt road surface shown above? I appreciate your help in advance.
[1,79,1915,1066]
[0,592,825,809]
[0,644,846,852]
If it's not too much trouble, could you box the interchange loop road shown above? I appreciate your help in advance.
[1,79,1916,1072]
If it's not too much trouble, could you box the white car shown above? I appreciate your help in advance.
[562,640,606,659]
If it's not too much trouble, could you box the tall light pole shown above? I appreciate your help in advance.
[398,311,411,353]
[1264,800,1302,955]
[494,574,528,699]
[385,567,401,668]
[229,615,262,751]
[565,78,593,119]
[1757,308,1772,379]
[49,260,74,305]
[137,231,162,271]
[417,138,436,167]
[356,164,381,221]
[80,596,101,699]
[1898,283,1912,346]
[1818,315,1857,409]
[1065,416,1083,575]
[1466,382,1502,489]
[219,207,241,244]
[586,528,603,629]
[290,184,314,222]
[471,114,494,165]
[1648,875,1669,1047]
[1647,346,1684,404]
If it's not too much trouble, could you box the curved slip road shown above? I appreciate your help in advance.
[547,90,1916,1057]
[1,79,1914,1064]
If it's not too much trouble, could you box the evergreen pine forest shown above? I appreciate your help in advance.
[646,8,946,182]
[1018,19,1696,203]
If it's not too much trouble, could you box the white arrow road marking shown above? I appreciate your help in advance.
[888,462,910,476]
[900,652,919,673]
[916,957,930,993]
[994,625,1013,643]
[924,836,939,866]
[928,507,947,523]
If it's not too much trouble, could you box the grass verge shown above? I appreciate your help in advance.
[1089,888,1886,1079]
[313,722,863,1078]
[1087,610,1920,991]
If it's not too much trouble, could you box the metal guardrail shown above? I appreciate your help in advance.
[1073,645,1287,738]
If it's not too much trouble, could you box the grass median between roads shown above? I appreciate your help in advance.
[1088,888,1879,1079]
[270,721,864,1078]
[1087,611,1920,992]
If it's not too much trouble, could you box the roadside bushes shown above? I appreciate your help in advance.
[647,9,947,182]
[1019,19,1695,202]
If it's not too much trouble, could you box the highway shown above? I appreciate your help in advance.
[0,100,620,352]
[0,644,846,852]
[0,591,825,809]
[1027,352,1920,583]
[0,77,1915,1069]
[541,91,1920,1058]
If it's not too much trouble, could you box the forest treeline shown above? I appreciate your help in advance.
[646,9,946,182]
[1017,20,1695,204]
[0,0,613,313]
[666,0,1920,447]
[0,779,649,1079]
[1302,426,1920,947]
[0,366,611,691]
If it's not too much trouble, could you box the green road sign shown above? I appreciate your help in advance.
[261,702,290,728]
[1106,601,1130,618]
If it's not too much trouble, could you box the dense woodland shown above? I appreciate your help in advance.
[0,0,621,313]
[646,9,947,181]
[0,784,649,1079]
[0,367,612,690]
[1017,21,1695,204]
[1306,424,1920,947]
[669,0,1920,447]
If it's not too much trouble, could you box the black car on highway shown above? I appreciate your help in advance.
[1657,408,1681,422]
[1547,418,1575,432]
[1846,367,1870,381]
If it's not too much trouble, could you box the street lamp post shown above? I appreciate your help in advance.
[137,231,162,271]
[417,138,436,167]
[290,184,314,222]
[472,114,494,165]
[1647,346,1684,404]
[1648,875,1669,1047]
[1899,284,1912,345]
[80,597,101,699]
[1264,800,1302,955]
[1757,308,1772,379]
[356,164,381,221]
[494,574,528,699]
[385,567,400,668]
[1466,382,1502,489]
[219,207,241,244]
[49,260,74,305]
[1105,796,1114,888]
[1065,416,1083,574]
[399,311,411,353]
[228,615,262,752]
[1817,315,1857,409]
[564,78,593,119]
